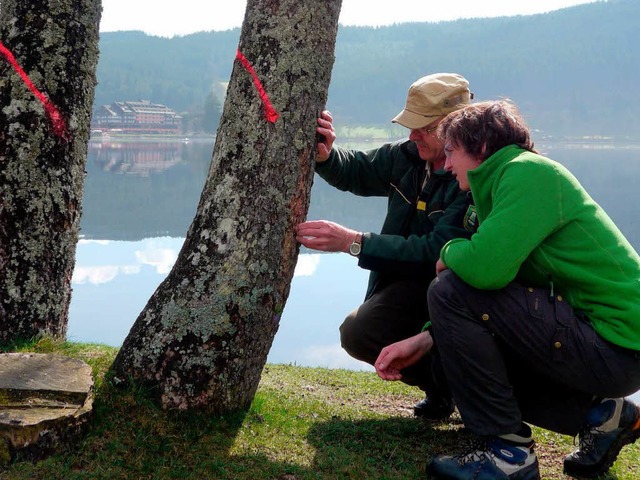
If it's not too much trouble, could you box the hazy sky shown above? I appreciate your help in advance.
[100,0,598,37]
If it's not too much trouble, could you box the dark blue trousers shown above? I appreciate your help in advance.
[429,270,640,436]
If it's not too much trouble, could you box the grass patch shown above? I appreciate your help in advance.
[1,339,638,479]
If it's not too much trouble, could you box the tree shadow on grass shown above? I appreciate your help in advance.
[2,383,466,480]
[2,386,309,480]
[306,415,468,480]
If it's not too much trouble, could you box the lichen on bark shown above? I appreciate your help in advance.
[0,0,102,343]
[112,0,342,412]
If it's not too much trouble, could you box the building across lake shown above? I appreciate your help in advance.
[92,100,182,134]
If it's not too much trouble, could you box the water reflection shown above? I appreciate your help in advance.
[73,138,384,370]
[82,139,212,240]
[70,140,640,400]
[92,141,186,176]
[69,238,370,371]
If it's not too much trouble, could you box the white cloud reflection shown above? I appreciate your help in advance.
[135,247,178,274]
[294,254,321,277]
[73,241,319,286]
[72,265,140,285]
[73,238,180,285]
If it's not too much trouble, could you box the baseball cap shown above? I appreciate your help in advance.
[392,73,473,129]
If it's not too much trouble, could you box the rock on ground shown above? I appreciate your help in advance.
[0,353,93,465]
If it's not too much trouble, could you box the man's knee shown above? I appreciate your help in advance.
[339,307,382,365]
[339,308,365,357]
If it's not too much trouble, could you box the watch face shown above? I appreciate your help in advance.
[349,242,361,256]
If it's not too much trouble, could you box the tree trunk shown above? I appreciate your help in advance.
[0,0,101,343]
[112,0,342,412]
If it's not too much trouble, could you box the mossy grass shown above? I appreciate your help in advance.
[1,338,638,479]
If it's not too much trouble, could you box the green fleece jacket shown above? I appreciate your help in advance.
[441,145,640,351]
[316,140,475,298]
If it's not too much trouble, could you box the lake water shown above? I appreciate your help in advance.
[69,138,640,402]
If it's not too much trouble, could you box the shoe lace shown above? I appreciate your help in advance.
[574,425,604,454]
[455,437,493,466]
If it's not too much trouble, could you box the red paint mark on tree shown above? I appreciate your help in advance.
[0,41,69,141]
[235,50,279,124]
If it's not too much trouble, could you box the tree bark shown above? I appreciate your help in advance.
[112,0,342,412]
[0,1,101,343]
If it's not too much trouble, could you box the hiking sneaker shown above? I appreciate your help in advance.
[427,435,540,479]
[563,398,640,478]
[413,394,455,420]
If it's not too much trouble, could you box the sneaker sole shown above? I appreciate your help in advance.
[563,422,640,478]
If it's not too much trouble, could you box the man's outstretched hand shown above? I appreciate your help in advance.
[374,331,434,381]
[296,220,360,253]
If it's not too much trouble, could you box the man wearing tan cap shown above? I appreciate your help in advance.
[296,73,476,419]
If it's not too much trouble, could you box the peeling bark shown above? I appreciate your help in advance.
[112,0,342,412]
[0,0,101,342]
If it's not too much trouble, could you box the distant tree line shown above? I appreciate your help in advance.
[95,0,638,138]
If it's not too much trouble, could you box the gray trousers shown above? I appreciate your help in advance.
[339,279,449,399]
[429,270,640,436]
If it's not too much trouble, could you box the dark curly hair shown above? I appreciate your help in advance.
[437,100,538,161]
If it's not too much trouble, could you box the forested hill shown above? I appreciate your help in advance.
[96,0,638,138]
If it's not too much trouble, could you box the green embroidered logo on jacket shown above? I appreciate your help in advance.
[464,205,478,232]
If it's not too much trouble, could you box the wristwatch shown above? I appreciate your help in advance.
[348,236,362,257]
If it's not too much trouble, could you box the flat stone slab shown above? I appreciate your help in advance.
[0,353,94,465]
[0,353,92,407]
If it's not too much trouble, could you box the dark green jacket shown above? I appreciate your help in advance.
[316,139,475,298]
